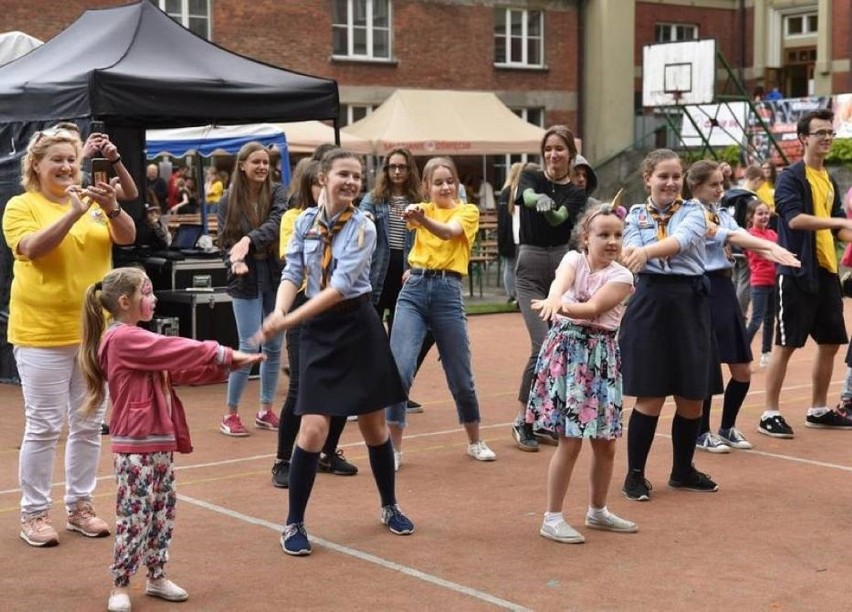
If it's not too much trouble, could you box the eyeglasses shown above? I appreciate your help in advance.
[387,164,409,173]
[808,130,836,139]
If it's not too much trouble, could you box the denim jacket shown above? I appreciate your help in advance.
[360,192,414,305]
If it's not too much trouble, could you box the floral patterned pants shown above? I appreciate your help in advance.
[110,452,176,587]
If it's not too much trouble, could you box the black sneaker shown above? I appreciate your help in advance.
[668,467,719,492]
[805,408,852,430]
[758,414,794,438]
[511,423,539,452]
[405,400,424,414]
[622,469,652,501]
[100,423,110,436]
[318,450,358,476]
[271,461,289,489]
[533,428,559,446]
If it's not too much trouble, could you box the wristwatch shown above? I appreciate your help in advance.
[106,205,122,219]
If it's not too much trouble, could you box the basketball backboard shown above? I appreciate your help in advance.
[642,39,716,107]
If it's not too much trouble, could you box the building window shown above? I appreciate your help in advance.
[154,0,210,38]
[332,0,392,60]
[494,8,544,67]
[784,12,818,37]
[654,23,698,43]
[493,107,546,185]
[338,104,374,128]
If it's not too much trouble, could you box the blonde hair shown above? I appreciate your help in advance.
[421,157,459,200]
[20,129,83,191]
[503,162,525,215]
[78,267,147,416]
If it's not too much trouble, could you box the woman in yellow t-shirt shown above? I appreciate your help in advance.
[386,156,496,469]
[2,127,136,547]
[204,166,224,207]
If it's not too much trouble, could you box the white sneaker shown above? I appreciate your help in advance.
[695,432,732,454]
[393,449,402,472]
[539,519,585,544]
[466,440,496,461]
[585,512,638,533]
[759,352,770,368]
[145,578,188,602]
[107,589,131,612]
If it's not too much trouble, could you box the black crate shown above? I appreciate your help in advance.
[145,258,228,292]
[154,289,237,346]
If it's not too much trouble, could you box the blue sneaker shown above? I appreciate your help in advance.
[281,522,311,556]
[381,504,414,535]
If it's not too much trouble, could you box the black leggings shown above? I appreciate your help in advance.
[276,293,347,461]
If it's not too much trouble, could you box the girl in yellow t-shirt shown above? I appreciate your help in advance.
[386,157,496,469]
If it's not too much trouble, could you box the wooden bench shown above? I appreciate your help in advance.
[468,239,500,298]
[167,214,218,238]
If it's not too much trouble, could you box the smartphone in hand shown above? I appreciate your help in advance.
[90,120,105,134]
[91,158,110,186]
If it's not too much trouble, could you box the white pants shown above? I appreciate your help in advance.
[14,346,106,517]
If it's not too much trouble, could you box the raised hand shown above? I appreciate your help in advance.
[231,350,266,370]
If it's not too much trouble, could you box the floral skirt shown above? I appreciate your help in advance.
[525,320,623,440]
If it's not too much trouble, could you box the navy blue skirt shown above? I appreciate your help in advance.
[707,271,753,365]
[296,295,406,417]
[619,274,714,401]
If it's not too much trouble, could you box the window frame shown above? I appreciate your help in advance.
[332,0,393,62]
[654,22,699,43]
[338,104,374,128]
[154,0,211,39]
[493,8,545,69]
[783,11,818,38]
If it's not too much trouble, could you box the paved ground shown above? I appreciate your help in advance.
[0,302,850,611]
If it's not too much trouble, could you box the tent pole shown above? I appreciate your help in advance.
[333,118,341,146]
[195,154,207,234]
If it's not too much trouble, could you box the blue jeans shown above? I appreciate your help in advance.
[226,284,283,409]
[387,273,480,428]
[745,285,774,354]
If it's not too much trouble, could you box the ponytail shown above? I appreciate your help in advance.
[78,281,108,416]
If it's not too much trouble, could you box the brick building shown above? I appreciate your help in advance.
[5,0,850,166]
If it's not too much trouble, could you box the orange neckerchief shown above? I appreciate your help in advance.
[646,198,683,242]
[315,205,355,289]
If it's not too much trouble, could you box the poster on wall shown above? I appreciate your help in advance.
[681,102,748,147]
[747,96,832,166]
[834,93,852,139]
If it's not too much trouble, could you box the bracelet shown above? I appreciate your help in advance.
[106,206,122,219]
[231,258,244,264]
[109,156,122,165]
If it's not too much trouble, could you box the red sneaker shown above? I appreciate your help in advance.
[255,409,280,431]
[220,414,250,437]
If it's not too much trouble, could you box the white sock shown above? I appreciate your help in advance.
[587,506,610,521]
[543,511,563,527]
[761,410,781,420]
[807,406,829,417]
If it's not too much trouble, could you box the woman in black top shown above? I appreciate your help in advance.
[510,126,588,452]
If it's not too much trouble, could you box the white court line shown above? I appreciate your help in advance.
[179,494,531,612]
[0,379,847,496]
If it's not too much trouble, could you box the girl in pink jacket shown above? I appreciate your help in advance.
[78,267,262,612]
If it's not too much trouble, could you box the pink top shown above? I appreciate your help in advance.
[99,324,233,454]
[746,226,778,287]
[558,250,634,331]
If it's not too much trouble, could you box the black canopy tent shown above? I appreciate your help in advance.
[0,0,340,382]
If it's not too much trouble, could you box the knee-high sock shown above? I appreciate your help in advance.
[721,379,750,430]
[367,438,396,508]
[286,446,320,525]
[671,414,701,479]
[322,416,347,456]
[276,399,301,462]
[627,410,659,474]
[700,397,712,435]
